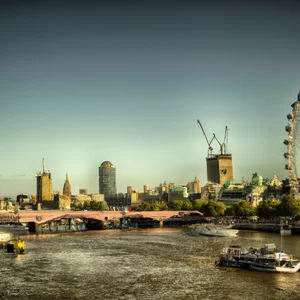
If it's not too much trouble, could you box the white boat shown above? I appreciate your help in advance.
[280,226,292,236]
[187,224,238,237]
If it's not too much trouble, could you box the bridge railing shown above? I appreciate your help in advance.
[0,215,19,223]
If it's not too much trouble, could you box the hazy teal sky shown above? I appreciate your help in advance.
[1,1,300,197]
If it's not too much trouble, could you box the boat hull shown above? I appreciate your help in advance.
[188,224,238,237]
[250,261,300,273]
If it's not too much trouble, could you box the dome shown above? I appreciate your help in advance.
[100,161,115,168]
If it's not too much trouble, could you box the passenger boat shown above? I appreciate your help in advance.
[6,238,26,255]
[217,243,300,273]
[187,224,238,237]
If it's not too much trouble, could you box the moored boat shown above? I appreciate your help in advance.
[217,243,300,273]
[6,238,26,255]
[120,215,160,229]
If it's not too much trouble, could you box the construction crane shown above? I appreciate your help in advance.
[197,120,216,157]
[213,126,228,155]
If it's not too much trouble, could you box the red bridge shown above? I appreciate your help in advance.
[0,210,202,225]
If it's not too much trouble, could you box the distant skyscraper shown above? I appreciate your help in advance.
[127,186,133,194]
[36,158,53,202]
[143,184,150,193]
[63,173,71,197]
[99,161,117,197]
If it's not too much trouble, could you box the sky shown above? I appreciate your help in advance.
[0,0,300,198]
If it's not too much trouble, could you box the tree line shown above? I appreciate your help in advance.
[71,195,300,218]
[135,195,300,218]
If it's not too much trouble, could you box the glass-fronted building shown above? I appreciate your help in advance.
[99,161,117,197]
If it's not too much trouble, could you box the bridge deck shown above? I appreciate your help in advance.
[0,210,201,225]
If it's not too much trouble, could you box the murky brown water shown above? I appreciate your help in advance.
[1,228,300,300]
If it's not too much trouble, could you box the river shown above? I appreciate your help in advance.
[0,228,300,300]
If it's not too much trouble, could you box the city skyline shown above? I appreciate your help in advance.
[1,1,300,197]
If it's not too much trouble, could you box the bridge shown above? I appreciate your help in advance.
[0,210,202,225]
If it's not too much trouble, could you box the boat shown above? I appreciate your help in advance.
[163,212,204,226]
[187,224,239,237]
[280,225,292,236]
[6,237,26,255]
[120,215,160,229]
[217,243,300,273]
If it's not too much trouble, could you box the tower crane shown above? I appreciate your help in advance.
[197,120,216,157]
[213,126,228,155]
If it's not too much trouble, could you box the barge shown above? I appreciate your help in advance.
[216,243,300,273]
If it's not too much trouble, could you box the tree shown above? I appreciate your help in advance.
[225,206,235,216]
[257,198,280,219]
[168,200,184,210]
[90,200,109,211]
[210,201,227,216]
[181,200,193,210]
[193,200,226,217]
[159,201,169,211]
[136,203,150,211]
[150,202,161,211]
[232,200,256,217]
[279,195,300,217]
[83,201,90,210]
[101,201,109,211]
[193,199,209,212]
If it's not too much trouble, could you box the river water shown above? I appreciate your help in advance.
[1,228,300,300]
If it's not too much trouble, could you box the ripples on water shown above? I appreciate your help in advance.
[0,228,300,300]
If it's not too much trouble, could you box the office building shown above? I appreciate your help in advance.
[99,161,117,197]
[36,158,53,202]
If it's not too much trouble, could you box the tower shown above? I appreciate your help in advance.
[206,154,233,185]
[197,120,233,186]
[63,173,71,197]
[99,161,117,197]
[36,158,53,202]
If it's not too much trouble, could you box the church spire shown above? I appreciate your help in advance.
[63,173,71,197]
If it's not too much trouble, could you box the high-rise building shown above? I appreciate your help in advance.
[99,161,117,197]
[63,173,71,197]
[143,184,150,193]
[206,154,233,186]
[36,158,53,202]
[127,186,132,194]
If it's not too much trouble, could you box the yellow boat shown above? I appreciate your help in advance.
[6,238,26,255]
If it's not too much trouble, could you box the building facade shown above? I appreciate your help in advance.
[36,159,53,202]
[187,177,201,193]
[206,154,233,186]
[99,161,117,198]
